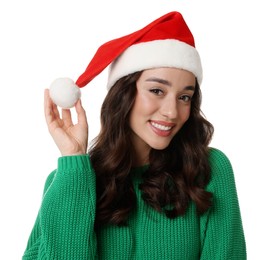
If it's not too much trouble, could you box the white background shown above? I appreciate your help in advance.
[0,0,268,259]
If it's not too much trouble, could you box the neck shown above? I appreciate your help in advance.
[132,154,149,167]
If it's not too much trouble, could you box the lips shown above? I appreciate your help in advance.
[151,122,172,131]
[149,120,175,137]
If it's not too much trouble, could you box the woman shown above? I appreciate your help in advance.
[23,11,246,259]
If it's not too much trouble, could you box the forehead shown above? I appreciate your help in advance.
[138,68,196,87]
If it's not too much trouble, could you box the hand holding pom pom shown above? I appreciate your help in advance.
[49,78,81,109]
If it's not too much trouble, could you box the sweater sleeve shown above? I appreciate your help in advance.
[22,155,97,260]
[200,148,246,259]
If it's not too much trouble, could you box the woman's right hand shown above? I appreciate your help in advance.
[44,89,88,156]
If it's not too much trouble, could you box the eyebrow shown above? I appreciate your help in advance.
[145,77,195,91]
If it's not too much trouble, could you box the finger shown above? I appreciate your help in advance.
[44,89,61,127]
[44,88,51,112]
[61,108,73,127]
[75,99,88,127]
[52,100,61,120]
[44,89,54,124]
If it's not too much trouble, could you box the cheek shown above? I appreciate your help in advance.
[133,94,157,116]
[129,96,144,127]
[179,106,192,123]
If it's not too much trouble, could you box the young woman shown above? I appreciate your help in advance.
[23,11,246,259]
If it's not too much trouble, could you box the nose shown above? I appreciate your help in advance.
[160,96,178,119]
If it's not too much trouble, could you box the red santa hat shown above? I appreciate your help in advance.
[50,11,202,108]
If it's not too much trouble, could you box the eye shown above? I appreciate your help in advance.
[150,88,164,96]
[179,95,192,102]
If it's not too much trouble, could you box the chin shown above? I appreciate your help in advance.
[149,141,171,151]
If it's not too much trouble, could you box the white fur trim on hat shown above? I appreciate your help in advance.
[107,39,202,89]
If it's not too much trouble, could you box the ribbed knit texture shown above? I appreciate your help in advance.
[22,148,246,259]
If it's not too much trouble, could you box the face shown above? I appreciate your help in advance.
[129,67,196,165]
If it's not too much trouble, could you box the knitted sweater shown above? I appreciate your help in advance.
[22,148,246,259]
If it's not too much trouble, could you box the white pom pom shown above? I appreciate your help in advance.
[49,78,81,109]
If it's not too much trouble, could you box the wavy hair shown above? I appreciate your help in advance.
[89,71,214,227]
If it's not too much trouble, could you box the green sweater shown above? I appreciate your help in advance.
[23,148,246,259]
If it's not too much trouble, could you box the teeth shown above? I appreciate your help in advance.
[151,122,172,131]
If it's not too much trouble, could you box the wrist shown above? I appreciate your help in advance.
[61,152,87,156]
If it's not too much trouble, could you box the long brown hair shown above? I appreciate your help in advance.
[89,71,214,227]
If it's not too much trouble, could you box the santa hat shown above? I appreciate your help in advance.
[50,11,202,108]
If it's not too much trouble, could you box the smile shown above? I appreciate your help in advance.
[149,121,175,137]
[151,122,172,131]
